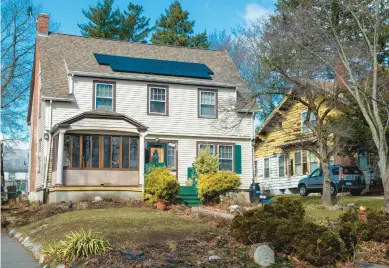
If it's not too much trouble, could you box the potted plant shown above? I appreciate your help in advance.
[145,167,180,211]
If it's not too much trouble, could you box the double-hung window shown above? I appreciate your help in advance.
[301,110,316,133]
[264,158,270,178]
[309,152,318,172]
[278,155,285,177]
[218,145,233,171]
[199,144,215,155]
[149,87,167,115]
[199,90,217,118]
[95,83,114,110]
[167,143,177,170]
[294,151,302,175]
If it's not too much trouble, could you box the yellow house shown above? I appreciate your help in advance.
[254,94,350,195]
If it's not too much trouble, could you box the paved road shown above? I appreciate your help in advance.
[1,233,39,268]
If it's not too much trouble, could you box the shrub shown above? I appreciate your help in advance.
[44,229,110,263]
[145,167,180,203]
[193,147,219,175]
[366,210,389,242]
[386,245,389,259]
[197,171,240,203]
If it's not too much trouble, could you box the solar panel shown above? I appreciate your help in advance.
[93,53,213,79]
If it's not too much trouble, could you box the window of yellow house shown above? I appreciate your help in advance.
[301,110,316,133]
[278,155,285,177]
[303,151,308,174]
[294,151,302,175]
[310,152,319,172]
[264,158,270,178]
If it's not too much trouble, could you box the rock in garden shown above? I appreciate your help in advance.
[94,196,103,202]
[347,203,358,209]
[333,204,344,210]
[253,244,275,266]
[208,255,221,263]
[229,205,244,215]
[56,264,66,268]
[9,229,16,237]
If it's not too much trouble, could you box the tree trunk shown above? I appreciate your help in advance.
[321,159,332,206]
[1,142,4,194]
[378,150,389,213]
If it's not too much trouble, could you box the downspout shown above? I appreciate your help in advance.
[43,100,52,199]
[251,112,256,183]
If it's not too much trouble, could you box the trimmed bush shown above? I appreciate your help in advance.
[44,229,110,263]
[231,200,348,266]
[197,171,240,203]
[386,245,389,259]
[193,146,219,175]
[366,210,389,242]
[145,167,180,203]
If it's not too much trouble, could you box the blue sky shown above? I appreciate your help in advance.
[35,0,276,37]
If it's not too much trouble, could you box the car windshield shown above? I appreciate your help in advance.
[342,167,362,174]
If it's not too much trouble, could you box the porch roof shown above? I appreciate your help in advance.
[52,109,148,132]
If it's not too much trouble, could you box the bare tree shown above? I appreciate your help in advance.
[248,0,389,209]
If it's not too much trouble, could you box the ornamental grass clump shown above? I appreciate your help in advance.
[145,166,180,203]
[197,171,241,204]
[43,229,110,263]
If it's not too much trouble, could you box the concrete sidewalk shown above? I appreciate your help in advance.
[1,233,39,268]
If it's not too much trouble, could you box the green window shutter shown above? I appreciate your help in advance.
[187,167,193,178]
[234,144,242,174]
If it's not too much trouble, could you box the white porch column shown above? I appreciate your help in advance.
[56,131,65,185]
[139,132,147,193]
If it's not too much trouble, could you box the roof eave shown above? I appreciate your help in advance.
[69,71,239,89]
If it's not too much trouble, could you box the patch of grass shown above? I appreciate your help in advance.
[17,207,217,247]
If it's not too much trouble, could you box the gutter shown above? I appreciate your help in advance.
[251,112,256,184]
[69,71,239,89]
[41,96,73,102]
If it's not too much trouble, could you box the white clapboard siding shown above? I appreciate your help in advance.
[51,77,252,138]
[269,155,278,179]
[36,98,46,189]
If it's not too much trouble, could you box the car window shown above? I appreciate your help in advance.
[310,168,321,177]
[342,167,362,174]
[332,167,339,175]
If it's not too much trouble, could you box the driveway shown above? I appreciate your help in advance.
[1,233,39,268]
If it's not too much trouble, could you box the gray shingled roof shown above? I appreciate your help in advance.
[38,33,247,99]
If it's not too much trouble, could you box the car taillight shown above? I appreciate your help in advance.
[340,168,344,180]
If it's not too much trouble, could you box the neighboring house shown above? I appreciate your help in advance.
[2,138,29,195]
[27,14,258,203]
[253,93,371,195]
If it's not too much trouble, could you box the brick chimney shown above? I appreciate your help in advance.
[37,13,49,36]
[335,58,348,88]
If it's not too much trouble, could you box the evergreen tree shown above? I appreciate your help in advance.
[78,0,120,39]
[118,3,152,42]
[151,1,210,48]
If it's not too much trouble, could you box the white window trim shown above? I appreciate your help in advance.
[149,87,167,115]
[218,144,234,171]
[294,150,303,176]
[199,90,217,118]
[198,143,216,155]
[95,83,114,110]
[167,143,176,170]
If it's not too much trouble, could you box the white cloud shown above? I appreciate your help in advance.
[243,3,272,23]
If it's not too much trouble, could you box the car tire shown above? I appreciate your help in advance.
[330,184,338,196]
[299,184,308,196]
[350,190,362,196]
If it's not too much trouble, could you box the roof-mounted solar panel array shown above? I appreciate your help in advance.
[93,53,214,80]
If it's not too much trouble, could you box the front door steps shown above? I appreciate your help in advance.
[178,186,201,207]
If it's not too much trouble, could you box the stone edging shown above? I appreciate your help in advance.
[8,229,46,265]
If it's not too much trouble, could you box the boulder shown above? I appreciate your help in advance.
[39,255,46,264]
[208,255,221,263]
[253,244,275,267]
[14,232,23,240]
[333,204,344,210]
[347,203,358,209]
[229,205,244,215]
[94,196,103,202]
[9,229,16,237]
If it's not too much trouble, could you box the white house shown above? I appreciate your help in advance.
[27,14,258,203]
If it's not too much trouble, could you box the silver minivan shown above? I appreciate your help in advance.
[298,165,366,196]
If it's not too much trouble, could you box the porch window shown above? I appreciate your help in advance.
[199,90,217,118]
[219,145,233,171]
[62,134,139,170]
[95,83,114,110]
[294,151,302,175]
[167,143,176,169]
[199,144,215,155]
[278,155,285,177]
[264,158,270,178]
[149,87,167,115]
